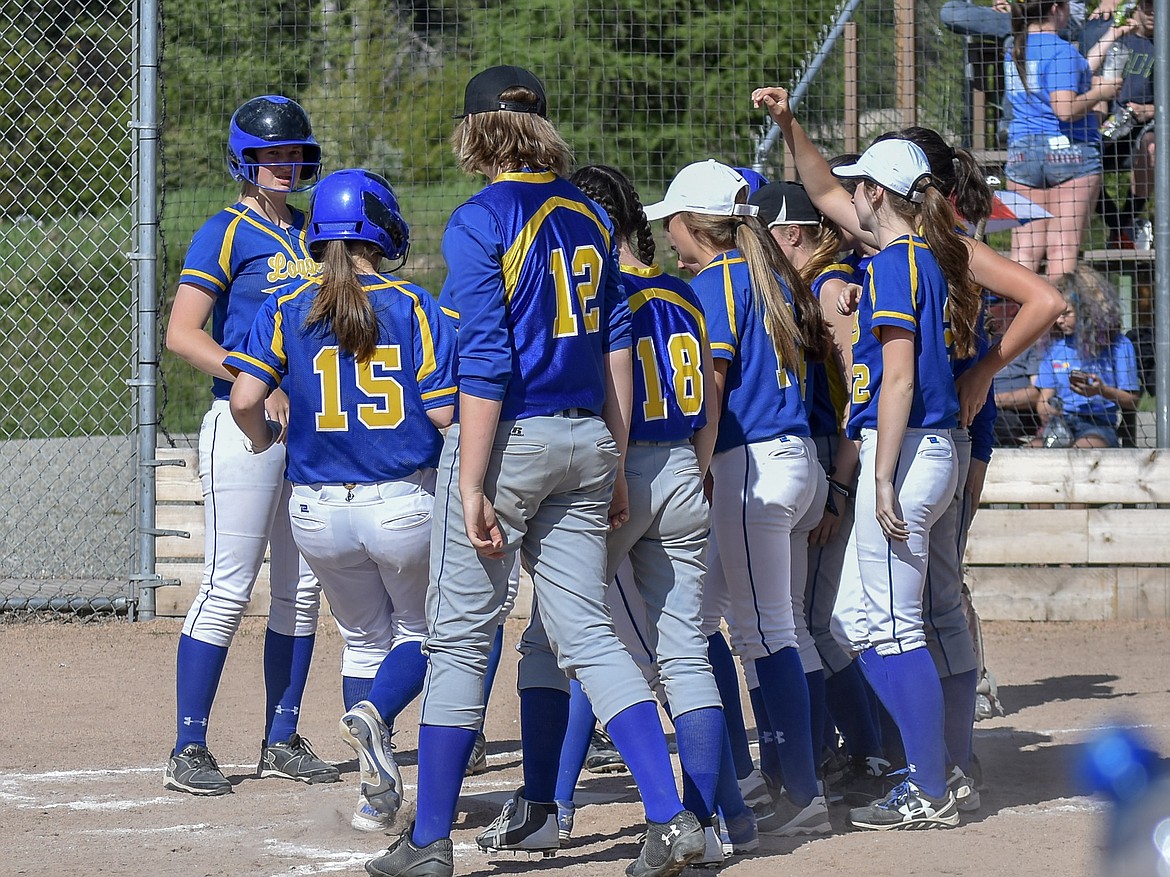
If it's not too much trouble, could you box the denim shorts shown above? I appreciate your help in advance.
[1066,412,1119,447]
[1006,135,1103,187]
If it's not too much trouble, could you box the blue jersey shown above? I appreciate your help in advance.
[439,170,631,421]
[179,203,319,400]
[1036,334,1139,419]
[224,273,457,485]
[691,250,810,452]
[848,235,959,437]
[1005,32,1099,145]
[954,331,997,464]
[807,260,857,437]
[621,264,709,443]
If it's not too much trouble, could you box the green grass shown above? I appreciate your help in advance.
[0,213,133,439]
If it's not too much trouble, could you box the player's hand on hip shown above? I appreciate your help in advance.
[463,491,506,559]
[875,478,910,542]
[608,472,630,530]
[954,367,991,428]
[751,86,793,126]
[265,386,291,443]
[837,283,862,316]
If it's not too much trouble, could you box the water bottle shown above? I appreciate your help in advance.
[1101,41,1132,82]
[1042,398,1072,448]
[1134,219,1153,251]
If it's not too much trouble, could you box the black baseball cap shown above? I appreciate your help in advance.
[749,181,822,227]
[459,65,548,118]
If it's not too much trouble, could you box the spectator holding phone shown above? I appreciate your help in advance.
[1032,264,1139,447]
[1003,0,1124,279]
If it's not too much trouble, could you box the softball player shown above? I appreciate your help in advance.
[564,164,756,864]
[646,160,835,837]
[225,169,457,832]
[163,95,335,796]
[367,66,703,877]
[749,181,888,784]
[825,137,985,830]
[753,87,1065,433]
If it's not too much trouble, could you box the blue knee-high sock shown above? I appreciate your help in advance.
[412,725,477,847]
[856,648,947,797]
[481,624,505,722]
[606,701,683,823]
[264,630,316,744]
[674,707,724,822]
[708,632,754,779]
[806,669,826,767]
[940,669,978,773]
[175,634,229,750]
[747,687,781,786]
[752,649,819,805]
[520,687,569,802]
[876,700,906,769]
[825,660,884,759]
[343,676,374,711]
[555,679,595,804]
[714,716,750,822]
[368,641,428,724]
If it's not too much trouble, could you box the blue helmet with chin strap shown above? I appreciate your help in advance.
[227,95,322,192]
[307,170,410,265]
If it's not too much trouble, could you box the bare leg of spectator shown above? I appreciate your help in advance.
[1042,173,1100,279]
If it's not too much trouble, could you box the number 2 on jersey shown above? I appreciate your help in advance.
[636,332,703,421]
[313,345,405,431]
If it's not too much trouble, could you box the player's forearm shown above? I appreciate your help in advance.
[692,343,720,478]
[968,242,1064,367]
[228,375,274,451]
[603,348,633,459]
[786,120,870,243]
[875,340,915,483]
[458,392,504,494]
[167,328,235,381]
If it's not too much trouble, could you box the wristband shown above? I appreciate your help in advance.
[828,478,855,500]
[244,421,281,455]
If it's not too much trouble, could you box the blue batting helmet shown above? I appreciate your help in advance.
[227,95,322,192]
[307,170,410,264]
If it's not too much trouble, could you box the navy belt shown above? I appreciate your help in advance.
[551,407,595,418]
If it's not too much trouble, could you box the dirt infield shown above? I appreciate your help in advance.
[4,617,1168,877]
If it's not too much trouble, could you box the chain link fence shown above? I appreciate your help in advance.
[0,0,137,617]
[1,0,1163,617]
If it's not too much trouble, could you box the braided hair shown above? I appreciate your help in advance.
[569,164,656,265]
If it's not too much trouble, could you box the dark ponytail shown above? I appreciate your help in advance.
[570,164,655,265]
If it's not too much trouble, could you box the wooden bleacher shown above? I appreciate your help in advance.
[965,448,1170,622]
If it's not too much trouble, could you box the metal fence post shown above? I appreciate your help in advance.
[133,0,161,619]
[1155,0,1169,448]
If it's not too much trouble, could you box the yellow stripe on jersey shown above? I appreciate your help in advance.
[270,280,316,366]
[218,212,247,282]
[229,352,282,382]
[720,256,742,346]
[494,170,558,184]
[711,341,737,355]
[182,268,227,293]
[500,199,612,303]
[370,273,438,383]
[627,287,709,340]
[225,206,304,260]
[441,306,460,320]
[421,386,457,402]
[873,310,917,324]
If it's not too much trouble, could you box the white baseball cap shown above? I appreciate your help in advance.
[832,139,932,203]
[643,160,761,221]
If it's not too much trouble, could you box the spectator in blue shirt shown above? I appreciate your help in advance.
[1033,264,1140,447]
